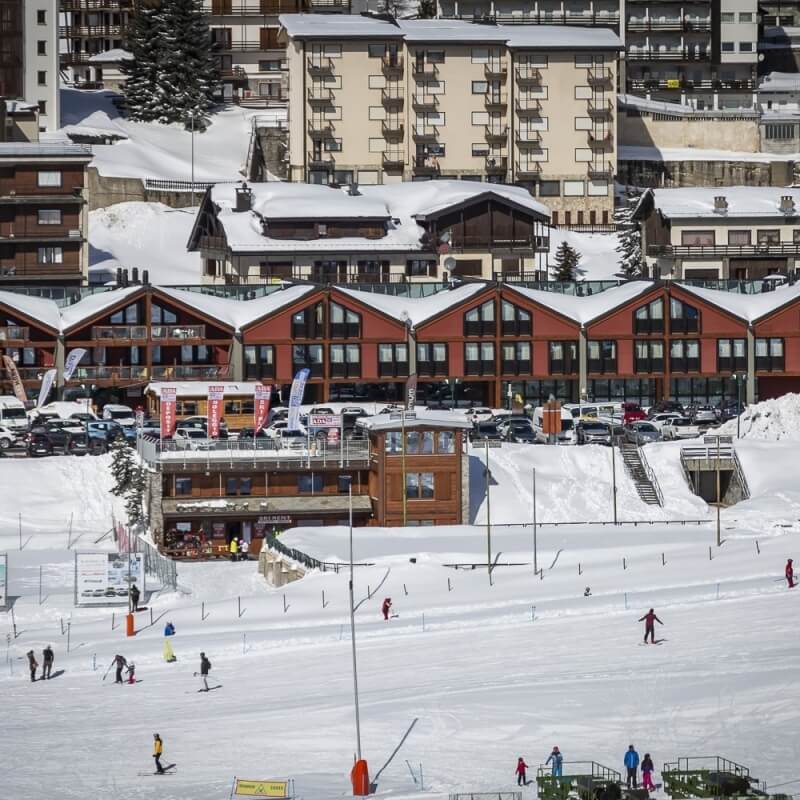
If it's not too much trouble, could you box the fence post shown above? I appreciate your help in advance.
[67,512,74,549]
[10,606,16,639]
[578,562,582,575]
[755,540,760,554]
[447,578,452,592]
[709,546,712,561]
[111,612,115,631]
[242,633,247,655]
[662,552,666,566]
[60,617,65,635]
[18,512,22,550]
[403,583,408,596]
[283,594,288,613]
[201,602,205,620]
[238,596,242,618]
[39,565,43,605]
[92,654,97,671]
[531,605,535,622]
[623,557,627,570]
[624,592,628,610]
[67,623,71,653]
[150,608,153,626]
[422,613,425,632]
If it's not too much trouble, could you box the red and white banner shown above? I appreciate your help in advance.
[160,386,177,439]
[254,383,272,434]
[207,384,225,438]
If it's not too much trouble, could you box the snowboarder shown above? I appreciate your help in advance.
[164,621,175,636]
[113,654,128,684]
[153,733,165,774]
[163,638,177,663]
[786,558,795,589]
[638,609,664,644]
[382,597,392,621]
[130,583,140,612]
[240,539,249,561]
[42,645,54,680]
[27,650,38,682]
[199,651,211,691]
[126,661,136,684]
[229,537,239,562]
[583,586,592,597]
[641,753,655,792]
[624,745,640,788]
[515,757,529,786]
[545,746,563,777]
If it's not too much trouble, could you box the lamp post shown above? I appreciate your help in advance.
[482,439,502,584]
[189,110,197,208]
[347,478,362,761]
[734,372,746,439]
[532,467,538,575]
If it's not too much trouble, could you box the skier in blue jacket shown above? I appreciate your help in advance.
[545,746,563,777]
[624,745,640,788]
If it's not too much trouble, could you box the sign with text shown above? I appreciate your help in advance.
[1,356,27,404]
[207,385,225,438]
[63,347,87,382]
[309,413,342,429]
[287,369,310,431]
[75,552,145,606]
[160,386,177,439]
[254,384,272,434]
[234,779,289,798]
[0,553,6,610]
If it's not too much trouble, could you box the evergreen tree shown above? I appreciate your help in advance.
[615,196,645,279]
[125,464,147,526]
[418,0,436,17]
[552,240,581,281]
[122,0,219,125]
[110,437,135,497]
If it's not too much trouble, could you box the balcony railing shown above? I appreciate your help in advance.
[413,156,441,174]
[151,365,225,379]
[588,162,614,179]
[382,119,404,137]
[516,160,542,176]
[440,10,620,25]
[485,125,508,142]
[485,156,508,173]
[648,243,800,257]
[199,235,228,252]
[589,130,614,148]
[307,87,334,103]
[516,129,541,144]
[0,229,84,242]
[412,94,438,110]
[515,65,541,83]
[588,100,614,118]
[308,118,334,136]
[516,96,542,114]
[587,67,614,87]
[413,62,438,78]
[381,87,404,106]
[59,24,123,37]
[485,60,507,78]
[308,152,337,168]
[627,48,711,61]
[382,53,404,75]
[628,77,755,91]
[412,124,439,140]
[626,17,711,31]
[92,325,148,341]
[151,325,207,340]
[484,91,508,108]
[382,150,405,167]
[0,326,28,343]
[307,56,334,75]
[70,366,149,381]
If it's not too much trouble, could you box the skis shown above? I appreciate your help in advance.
[184,684,223,694]
[137,763,176,776]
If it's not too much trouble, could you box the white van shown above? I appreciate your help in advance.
[102,404,135,426]
[563,402,622,421]
[0,396,28,432]
[532,405,576,444]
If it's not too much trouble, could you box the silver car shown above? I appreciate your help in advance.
[624,421,661,445]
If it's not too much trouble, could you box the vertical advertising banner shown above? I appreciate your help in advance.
[207,385,225,438]
[254,383,272,434]
[406,374,418,412]
[1,356,27,404]
[37,368,57,408]
[0,553,7,609]
[75,552,145,606]
[63,348,88,382]
[287,368,310,432]
[160,386,177,439]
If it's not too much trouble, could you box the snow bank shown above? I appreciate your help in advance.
[548,229,622,280]
[719,392,800,440]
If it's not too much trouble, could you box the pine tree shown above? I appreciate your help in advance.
[125,464,147,526]
[110,437,135,497]
[553,240,581,281]
[122,0,219,125]
[615,196,645,279]
[418,0,436,17]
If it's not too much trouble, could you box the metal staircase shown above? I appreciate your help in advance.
[619,443,663,505]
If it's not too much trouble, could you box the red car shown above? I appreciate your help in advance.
[622,402,646,425]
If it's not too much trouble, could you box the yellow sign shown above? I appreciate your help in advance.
[234,780,289,798]
[666,79,680,89]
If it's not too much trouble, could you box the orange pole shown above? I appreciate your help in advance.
[126,613,135,637]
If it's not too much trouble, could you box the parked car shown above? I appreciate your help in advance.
[309,406,336,416]
[495,414,530,434]
[576,420,613,446]
[647,400,684,419]
[503,420,535,443]
[279,430,308,449]
[173,428,213,450]
[177,416,228,439]
[691,405,719,426]
[268,407,289,423]
[649,412,683,431]
[0,424,20,450]
[621,402,647,425]
[661,417,702,440]
[102,403,135,427]
[469,422,503,443]
[467,406,495,424]
[717,400,744,422]
[623,421,662,446]
[86,420,137,446]
[236,427,271,440]
[342,407,369,430]
[64,432,90,456]
[27,432,53,457]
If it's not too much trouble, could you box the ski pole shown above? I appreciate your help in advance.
[102,659,115,681]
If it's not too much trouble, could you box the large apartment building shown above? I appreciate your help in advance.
[280,15,621,222]
[0,0,59,132]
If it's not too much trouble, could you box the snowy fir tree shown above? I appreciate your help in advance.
[122,0,219,125]
[552,240,582,281]
[109,437,136,498]
[615,196,645,279]
[124,464,147,526]
[418,0,437,17]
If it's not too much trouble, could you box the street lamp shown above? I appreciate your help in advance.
[188,110,197,208]
[477,438,502,584]
[346,477,362,763]
[734,372,747,439]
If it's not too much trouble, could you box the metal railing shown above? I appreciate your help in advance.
[649,243,800,257]
[135,534,178,591]
[662,755,750,776]
[70,365,148,380]
[264,529,373,572]
[150,324,206,340]
[144,179,238,193]
[639,444,664,506]
[150,365,224,379]
[92,325,148,341]
[536,762,621,781]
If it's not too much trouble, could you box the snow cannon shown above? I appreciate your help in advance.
[351,759,369,796]
[662,757,760,800]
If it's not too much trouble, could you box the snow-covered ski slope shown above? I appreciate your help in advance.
[2,438,800,799]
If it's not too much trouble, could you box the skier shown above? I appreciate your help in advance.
[545,746,563,777]
[199,651,211,691]
[240,539,249,561]
[113,654,128,684]
[153,733,165,774]
[229,537,239,562]
[126,661,136,684]
[624,745,640,788]
[382,597,392,621]
[164,621,175,636]
[786,558,795,589]
[583,586,592,597]
[130,583,141,612]
[641,753,655,793]
[27,650,38,682]
[42,645,54,680]
[515,757,529,786]
[638,608,664,644]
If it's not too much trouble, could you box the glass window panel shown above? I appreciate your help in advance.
[421,472,434,498]
[465,343,479,360]
[433,343,446,361]
[407,431,421,454]
[437,431,455,453]
[480,342,494,360]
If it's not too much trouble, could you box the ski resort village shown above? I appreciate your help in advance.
[6,1,800,799]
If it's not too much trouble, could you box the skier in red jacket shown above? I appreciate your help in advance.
[515,757,529,786]
[786,559,795,589]
[638,608,663,643]
[382,597,392,621]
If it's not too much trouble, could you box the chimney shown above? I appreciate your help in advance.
[780,195,796,214]
[115,267,123,286]
[713,195,728,214]
[132,267,139,284]
[142,269,150,285]
[235,183,253,213]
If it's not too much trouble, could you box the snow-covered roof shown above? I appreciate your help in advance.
[280,14,622,49]
[620,146,778,164]
[759,71,800,93]
[678,282,800,324]
[87,48,132,63]
[636,187,800,220]
[146,382,265,398]
[509,281,655,325]
[0,143,93,159]
[60,286,144,332]
[0,290,63,332]
[5,100,37,114]
[340,283,488,328]
[618,94,758,118]
[203,181,549,255]
[357,409,473,431]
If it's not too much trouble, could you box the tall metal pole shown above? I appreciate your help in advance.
[611,438,618,525]
[532,467,538,575]
[716,437,721,547]
[737,374,742,440]
[485,440,491,582]
[190,112,196,208]
[348,482,362,761]
[401,413,407,526]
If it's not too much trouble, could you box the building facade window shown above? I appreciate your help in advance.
[728,230,751,245]
[38,247,63,264]
[464,300,496,336]
[501,341,531,375]
[244,345,275,379]
[37,209,62,225]
[587,340,617,374]
[407,430,434,454]
[670,298,700,333]
[417,342,448,376]
[465,342,495,375]
[405,472,434,499]
[755,338,784,371]
[681,230,715,246]
[378,343,409,377]
[386,431,402,453]
[292,344,323,376]
[634,340,664,373]
[717,338,746,372]
[175,477,192,495]
[37,171,61,188]
[549,341,578,374]
[226,477,253,496]
[501,300,532,336]
[298,474,324,493]
[756,229,780,245]
[406,259,436,277]
[634,299,664,334]
[437,431,455,453]
[669,339,700,373]
[330,344,360,378]
[292,303,324,339]
[329,302,360,338]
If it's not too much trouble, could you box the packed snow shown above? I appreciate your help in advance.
[719,392,800,441]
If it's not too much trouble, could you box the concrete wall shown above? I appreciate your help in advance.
[88,168,204,211]
[258,549,306,586]
[617,157,793,189]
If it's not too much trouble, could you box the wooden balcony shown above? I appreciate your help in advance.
[0,326,29,344]
[91,325,148,342]
[150,325,207,341]
[307,56,334,76]
[382,53,403,76]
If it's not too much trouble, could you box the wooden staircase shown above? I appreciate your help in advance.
[619,442,663,505]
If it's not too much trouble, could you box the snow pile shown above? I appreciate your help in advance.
[89,202,201,284]
[548,229,621,280]
[719,392,800,440]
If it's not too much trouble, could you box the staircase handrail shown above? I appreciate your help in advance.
[638,444,664,506]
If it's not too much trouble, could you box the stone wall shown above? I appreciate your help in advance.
[89,168,210,211]
[618,158,794,189]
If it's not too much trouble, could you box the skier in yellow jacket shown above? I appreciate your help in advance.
[229,536,238,562]
[153,733,164,774]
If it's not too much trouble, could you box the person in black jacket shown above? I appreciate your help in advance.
[113,654,128,684]
[638,609,664,643]
[42,646,54,679]
[130,583,141,613]
[199,652,211,691]
[27,650,38,682]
